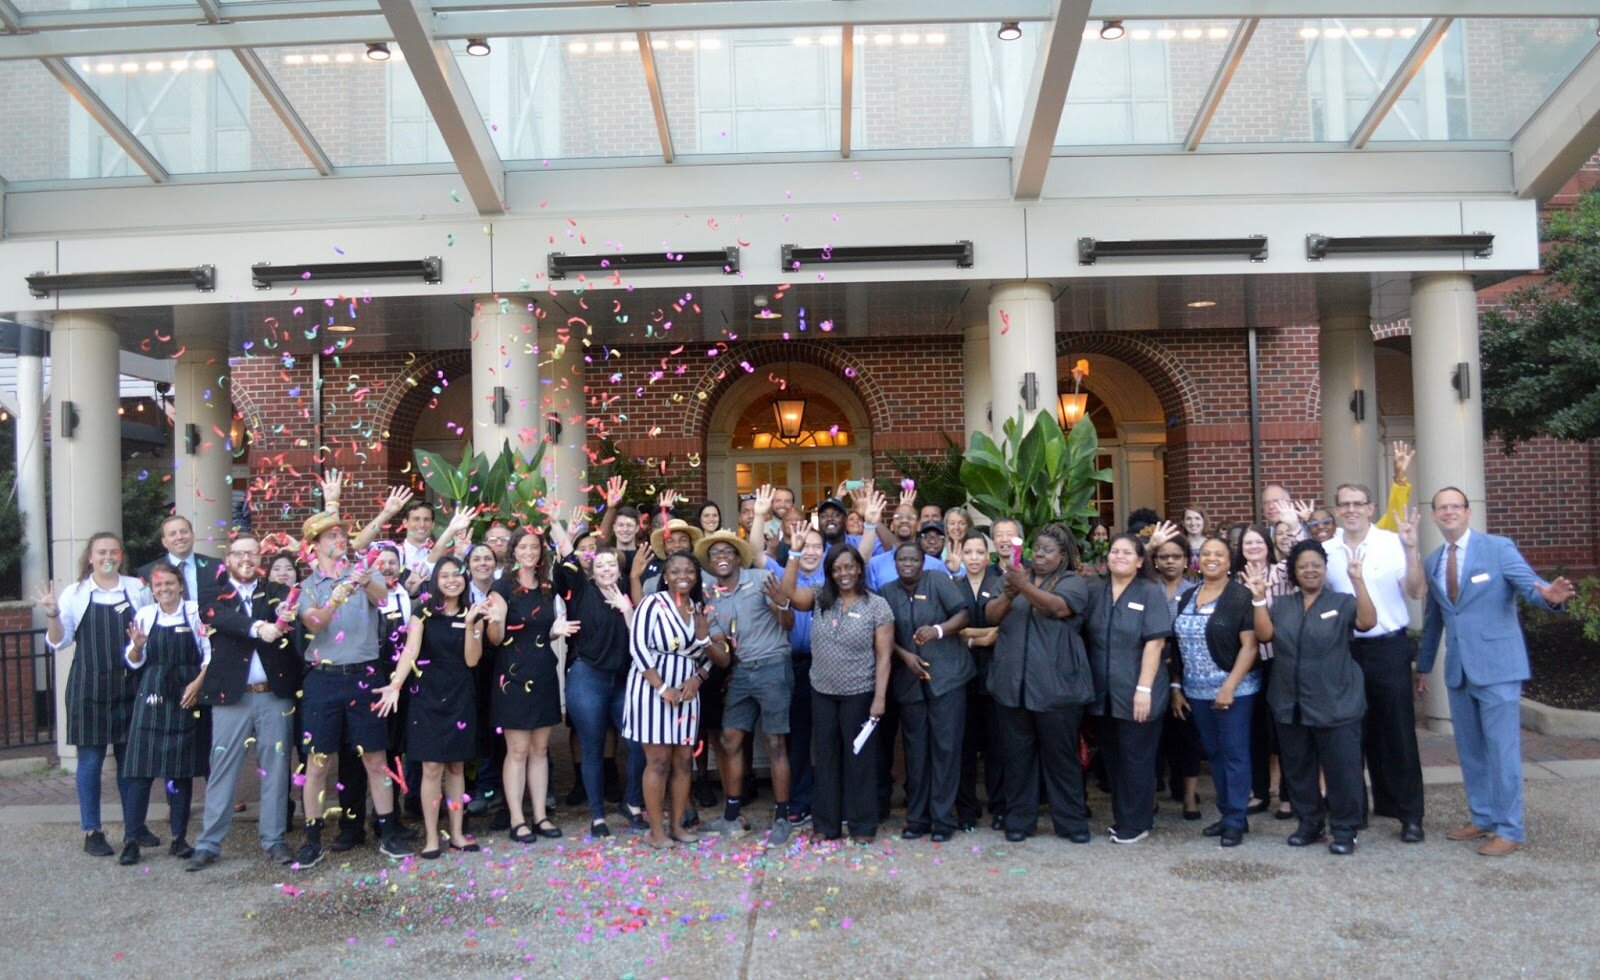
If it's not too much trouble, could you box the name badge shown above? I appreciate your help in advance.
[913,594,926,601]
[1320,610,1338,620]
[1127,602,1145,612]
[174,626,193,634]
[847,611,862,619]
[451,621,467,629]
[114,602,130,613]
[1470,573,1490,584]
[980,591,992,599]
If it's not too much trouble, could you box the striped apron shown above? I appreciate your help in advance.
[124,616,209,779]
[64,590,138,748]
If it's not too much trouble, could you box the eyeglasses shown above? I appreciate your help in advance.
[486,536,510,545]
[1306,518,1334,529]
[227,549,260,558]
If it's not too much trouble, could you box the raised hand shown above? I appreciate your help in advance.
[760,575,788,606]
[1241,564,1268,600]
[1146,520,1179,550]
[1346,550,1365,583]
[1539,576,1575,606]
[899,485,917,510]
[863,489,887,525]
[658,488,681,513]
[444,505,478,537]
[790,523,809,553]
[1294,499,1316,524]
[752,483,775,518]
[551,616,581,639]
[319,468,343,509]
[601,585,632,616]
[379,485,413,519]
[126,619,148,654]
[1392,439,1414,483]
[605,475,627,508]
[1394,505,1421,549]
[34,582,58,619]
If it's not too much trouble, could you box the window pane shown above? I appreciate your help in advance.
[855,23,1039,150]
[262,45,450,167]
[0,59,133,181]
[1057,22,1237,147]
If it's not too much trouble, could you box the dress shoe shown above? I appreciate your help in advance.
[1400,823,1425,844]
[185,849,219,872]
[900,826,928,841]
[118,842,141,866]
[1004,829,1028,843]
[1328,838,1356,856]
[1478,836,1522,857]
[1220,828,1245,847]
[1058,829,1092,844]
[1203,819,1247,838]
[169,837,195,859]
[1447,823,1492,842]
[929,830,953,843]
[84,831,114,857]
[1286,825,1327,847]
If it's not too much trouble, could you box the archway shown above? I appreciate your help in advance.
[1055,352,1168,530]
[704,363,874,513]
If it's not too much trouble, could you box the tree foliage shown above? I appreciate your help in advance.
[1480,188,1600,450]
[960,410,1112,541]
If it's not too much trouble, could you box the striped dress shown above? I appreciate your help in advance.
[622,591,713,747]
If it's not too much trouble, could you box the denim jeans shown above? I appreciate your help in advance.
[565,660,644,820]
[76,744,135,833]
[1191,694,1256,832]
[122,777,195,841]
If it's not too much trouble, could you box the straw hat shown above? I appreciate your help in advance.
[693,529,758,569]
[649,518,704,559]
[301,509,344,545]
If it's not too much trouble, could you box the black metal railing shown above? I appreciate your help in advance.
[0,628,53,749]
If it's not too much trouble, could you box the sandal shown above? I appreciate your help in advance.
[508,823,537,844]
[534,817,564,840]
[669,832,701,846]
[648,836,674,850]
[420,848,442,860]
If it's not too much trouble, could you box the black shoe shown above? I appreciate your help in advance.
[296,821,325,869]
[377,816,415,858]
[930,830,953,843]
[1058,829,1092,844]
[169,837,195,859]
[1274,806,1296,821]
[1246,799,1269,815]
[901,826,928,840]
[591,820,612,838]
[1400,823,1425,844]
[1329,838,1357,856]
[1004,829,1028,843]
[268,842,294,865]
[1183,807,1202,821]
[328,824,367,853]
[1202,820,1226,838]
[84,831,114,857]
[991,815,1005,832]
[534,817,564,839]
[1220,828,1245,847]
[1287,825,1327,847]
[133,827,161,848]
[118,842,141,866]
[185,849,219,872]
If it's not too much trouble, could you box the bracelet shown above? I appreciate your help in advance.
[934,624,944,639]
[45,611,60,620]
[1251,598,1268,608]
[1135,685,1152,694]
[774,601,792,611]
[1169,682,1182,690]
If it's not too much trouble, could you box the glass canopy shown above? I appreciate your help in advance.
[0,3,1596,186]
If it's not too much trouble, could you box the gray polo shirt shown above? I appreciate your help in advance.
[706,567,790,666]
[302,569,381,666]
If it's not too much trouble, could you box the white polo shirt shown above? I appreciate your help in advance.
[1324,525,1410,638]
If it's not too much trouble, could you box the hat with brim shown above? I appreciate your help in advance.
[694,529,758,569]
[301,509,345,545]
[650,518,704,559]
[817,497,847,515]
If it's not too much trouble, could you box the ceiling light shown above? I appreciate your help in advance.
[466,37,491,57]
[1130,28,1151,40]
[121,62,140,73]
[169,59,188,71]
[1323,27,1344,39]
[593,39,614,53]
[1100,20,1125,41]
[570,41,590,54]
[792,36,812,46]
[366,42,391,61]
[144,60,164,72]
[674,37,695,51]
[1348,27,1370,39]
[899,33,920,45]
[335,51,354,63]
[284,53,305,65]
[924,32,945,45]
[1208,26,1230,40]
[700,38,721,50]
[1156,28,1177,40]
[1181,27,1203,39]
[1398,26,1416,39]
[1375,26,1395,38]
[309,52,329,64]
[193,56,215,70]
[872,33,892,46]
[753,309,782,320]
[1186,300,1217,308]
[1299,26,1320,39]
[620,38,639,51]
[819,34,840,46]
[998,21,1022,42]
[327,323,356,333]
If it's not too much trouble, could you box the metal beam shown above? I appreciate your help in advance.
[0,0,21,33]
[840,25,854,159]
[233,49,336,175]
[0,0,1054,61]
[1347,17,1452,149]
[1512,42,1600,202]
[376,0,504,214]
[1093,0,1600,13]
[1182,18,1256,150]
[636,29,674,163]
[40,57,170,183]
[1011,0,1093,201]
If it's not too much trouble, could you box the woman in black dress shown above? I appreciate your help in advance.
[121,563,210,864]
[487,528,578,843]
[379,557,492,858]
[40,532,152,858]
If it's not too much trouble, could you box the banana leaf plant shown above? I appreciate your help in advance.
[959,410,1111,544]
[413,438,550,535]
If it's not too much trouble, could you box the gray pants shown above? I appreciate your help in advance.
[196,691,294,855]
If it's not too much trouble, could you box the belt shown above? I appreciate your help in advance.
[243,681,271,694]
[312,660,377,676]
[1351,628,1408,644]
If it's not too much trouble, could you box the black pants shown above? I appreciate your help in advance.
[996,702,1088,836]
[957,680,1005,822]
[788,655,815,816]
[1095,714,1162,837]
[874,697,902,817]
[1250,659,1279,803]
[1277,718,1364,841]
[901,686,966,834]
[1351,631,1424,824]
[811,690,879,838]
[1161,708,1202,791]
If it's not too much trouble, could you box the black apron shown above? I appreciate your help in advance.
[65,590,138,747]
[124,615,209,779]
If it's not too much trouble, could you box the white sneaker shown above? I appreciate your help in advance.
[1110,829,1150,845]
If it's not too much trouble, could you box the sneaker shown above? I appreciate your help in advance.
[768,817,792,846]
[84,831,114,857]
[704,816,750,839]
[790,810,813,826]
[118,842,141,866]
[133,827,161,848]
[169,837,195,859]
[377,816,416,859]
[267,842,295,865]
[328,824,367,853]
[1110,829,1150,845]
[296,821,325,869]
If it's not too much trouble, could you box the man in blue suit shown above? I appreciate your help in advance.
[1416,487,1573,856]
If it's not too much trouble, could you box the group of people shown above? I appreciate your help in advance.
[39,438,1572,867]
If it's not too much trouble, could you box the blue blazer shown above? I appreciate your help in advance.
[1417,532,1559,688]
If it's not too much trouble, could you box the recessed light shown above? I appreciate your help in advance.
[998,22,1022,42]
[366,41,391,61]
[1100,20,1125,41]
[466,38,491,57]
[328,323,356,332]
[1186,300,1217,309]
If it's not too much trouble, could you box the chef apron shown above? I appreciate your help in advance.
[64,590,138,748]
[124,615,209,780]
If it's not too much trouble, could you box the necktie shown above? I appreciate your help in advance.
[1446,543,1459,604]
[242,590,253,618]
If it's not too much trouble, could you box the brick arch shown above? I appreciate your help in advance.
[681,340,891,439]
[229,374,264,437]
[1054,333,1204,426]
[1303,377,1322,422]
[379,349,473,483]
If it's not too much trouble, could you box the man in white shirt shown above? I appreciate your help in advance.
[1322,481,1427,843]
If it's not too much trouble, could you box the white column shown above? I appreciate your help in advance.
[1410,272,1488,732]
[1318,280,1381,502]
[987,282,1058,436]
[469,296,541,457]
[544,324,586,508]
[11,314,50,626]
[172,308,235,556]
[48,310,123,766]
[963,320,991,445]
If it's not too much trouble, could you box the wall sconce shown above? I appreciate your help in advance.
[184,423,200,455]
[545,414,563,444]
[1349,388,1366,422]
[1058,392,1088,429]
[1451,363,1471,401]
[60,400,79,439]
[1020,372,1039,411]
[491,386,509,425]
